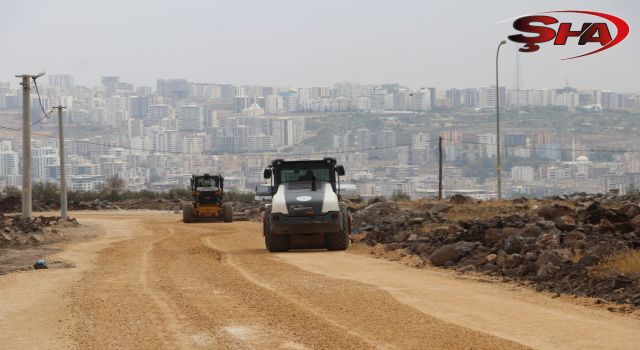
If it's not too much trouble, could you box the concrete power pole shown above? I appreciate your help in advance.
[16,75,32,219]
[53,106,68,219]
[15,72,45,219]
[438,136,443,200]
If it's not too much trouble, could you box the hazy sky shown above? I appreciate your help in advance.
[1,0,638,91]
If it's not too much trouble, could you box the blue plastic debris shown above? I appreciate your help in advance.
[34,259,48,269]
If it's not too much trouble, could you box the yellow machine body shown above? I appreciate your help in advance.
[193,193,222,217]
[183,174,233,223]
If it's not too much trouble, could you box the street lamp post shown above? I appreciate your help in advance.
[496,40,507,200]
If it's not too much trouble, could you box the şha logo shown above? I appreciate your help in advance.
[507,10,629,60]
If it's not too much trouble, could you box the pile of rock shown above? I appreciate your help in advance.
[68,198,182,211]
[2,195,265,216]
[68,199,117,210]
[1,196,75,212]
[115,198,182,211]
[230,201,264,221]
[351,196,640,308]
[0,213,78,248]
[0,196,21,213]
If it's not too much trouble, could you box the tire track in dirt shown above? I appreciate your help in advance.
[138,226,197,348]
[199,221,527,350]
[143,220,373,349]
[68,217,179,349]
[11,213,534,349]
[203,235,386,349]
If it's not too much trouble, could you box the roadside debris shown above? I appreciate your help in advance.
[350,194,640,309]
[0,213,78,248]
[33,258,48,269]
[0,195,264,219]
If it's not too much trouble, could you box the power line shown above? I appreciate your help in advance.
[31,116,49,126]
[30,78,53,126]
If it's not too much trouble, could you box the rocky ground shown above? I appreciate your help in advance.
[0,213,79,249]
[349,194,640,311]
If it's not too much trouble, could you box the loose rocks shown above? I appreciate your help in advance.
[0,213,78,248]
[351,195,640,309]
[429,245,460,266]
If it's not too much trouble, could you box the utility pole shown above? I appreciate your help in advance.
[15,72,44,219]
[17,75,31,219]
[53,106,68,219]
[496,41,506,200]
[438,136,443,200]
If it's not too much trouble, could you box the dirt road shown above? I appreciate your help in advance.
[1,211,639,349]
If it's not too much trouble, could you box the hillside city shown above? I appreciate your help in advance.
[1,75,639,199]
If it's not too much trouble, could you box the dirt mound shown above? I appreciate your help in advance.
[66,198,264,216]
[351,195,640,309]
[2,195,266,218]
[0,196,20,212]
[67,198,181,211]
[113,198,182,210]
[0,196,63,212]
[0,213,79,248]
[231,201,264,221]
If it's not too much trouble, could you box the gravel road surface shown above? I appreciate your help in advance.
[0,211,638,349]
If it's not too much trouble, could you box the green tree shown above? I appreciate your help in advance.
[98,174,127,201]
[68,190,100,202]
[224,189,255,203]
[1,186,21,199]
[32,182,60,202]
[391,191,410,201]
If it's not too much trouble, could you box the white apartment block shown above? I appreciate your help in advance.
[511,166,534,182]
[478,133,497,158]
[32,146,58,183]
[271,117,305,147]
[178,105,204,130]
[0,150,19,180]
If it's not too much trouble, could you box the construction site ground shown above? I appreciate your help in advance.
[1,211,639,350]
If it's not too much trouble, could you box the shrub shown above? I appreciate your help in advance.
[1,186,21,199]
[224,189,255,203]
[32,182,61,202]
[391,191,411,201]
[68,187,191,202]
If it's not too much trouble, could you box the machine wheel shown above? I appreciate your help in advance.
[325,208,350,251]
[183,203,194,223]
[265,231,290,252]
[223,203,233,222]
[263,208,271,235]
[264,216,290,252]
[325,232,349,251]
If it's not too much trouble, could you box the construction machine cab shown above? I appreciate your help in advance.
[263,157,345,193]
[190,173,224,205]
